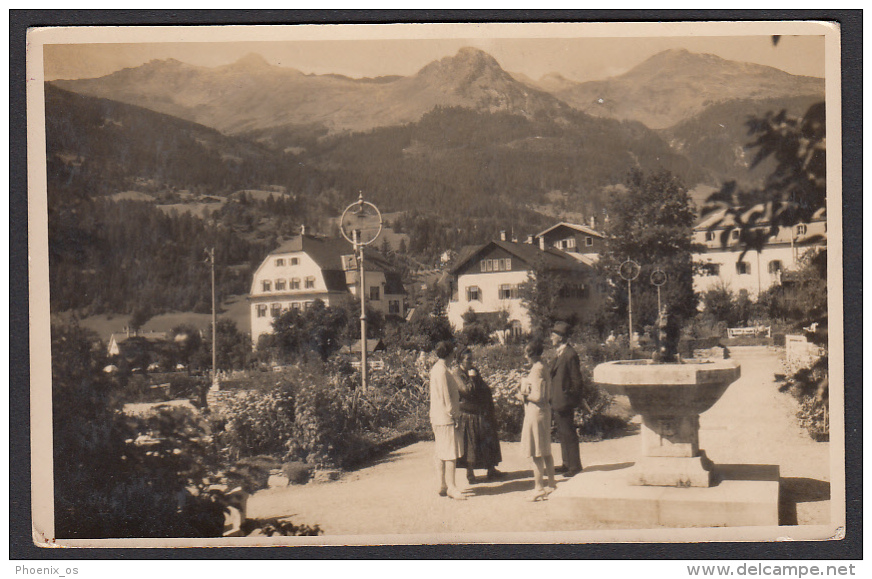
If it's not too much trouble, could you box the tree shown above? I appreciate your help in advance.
[704,102,826,250]
[519,255,567,339]
[597,170,699,333]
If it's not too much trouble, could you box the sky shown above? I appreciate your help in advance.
[42,27,827,83]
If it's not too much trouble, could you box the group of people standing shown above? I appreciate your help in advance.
[429,321,589,502]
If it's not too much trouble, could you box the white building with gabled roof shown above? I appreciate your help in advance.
[693,205,826,298]
[249,233,406,346]
[446,232,601,334]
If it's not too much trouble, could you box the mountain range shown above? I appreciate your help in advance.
[52,47,823,137]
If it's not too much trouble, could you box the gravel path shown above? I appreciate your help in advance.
[246,346,830,536]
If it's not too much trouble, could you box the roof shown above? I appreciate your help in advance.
[267,235,398,293]
[270,235,352,270]
[535,222,604,239]
[450,239,590,275]
[340,339,385,354]
[109,332,168,345]
[695,205,827,231]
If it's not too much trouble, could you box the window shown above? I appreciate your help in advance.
[256,304,267,318]
[768,260,783,274]
[731,229,740,240]
[705,231,716,242]
[466,286,481,301]
[275,258,285,267]
[304,301,314,310]
[270,303,282,317]
[504,258,512,270]
[559,284,587,299]
[389,300,401,315]
[486,259,493,272]
[701,263,720,276]
[370,286,380,301]
[480,260,487,273]
[585,236,594,247]
[736,261,750,275]
[261,280,272,292]
[305,276,316,289]
[291,302,301,310]
[290,257,299,266]
[290,278,301,290]
[796,224,807,236]
[275,279,286,291]
[499,284,519,299]
[510,320,523,337]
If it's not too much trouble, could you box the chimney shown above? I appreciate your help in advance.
[499,230,507,241]
[539,236,546,251]
[300,224,306,236]
[526,235,534,244]
[590,216,596,229]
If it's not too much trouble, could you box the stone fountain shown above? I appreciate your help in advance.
[548,309,780,527]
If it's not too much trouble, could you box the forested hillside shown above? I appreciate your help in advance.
[255,106,711,217]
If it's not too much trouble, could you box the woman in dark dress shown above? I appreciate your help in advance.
[454,348,503,483]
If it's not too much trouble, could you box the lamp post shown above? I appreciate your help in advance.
[339,192,382,391]
[619,259,641,352]
[651,268,667,323]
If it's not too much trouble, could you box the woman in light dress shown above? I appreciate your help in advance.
[517,340,557,501]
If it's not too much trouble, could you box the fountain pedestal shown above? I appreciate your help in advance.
[547,357,780,527]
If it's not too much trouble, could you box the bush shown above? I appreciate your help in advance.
[220,382,296,460]
[282,461,314,485]
[781,355,828,441]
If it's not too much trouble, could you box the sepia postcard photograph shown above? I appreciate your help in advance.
[26,19,847,548]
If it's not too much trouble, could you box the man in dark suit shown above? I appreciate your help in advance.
[549,321,590,476]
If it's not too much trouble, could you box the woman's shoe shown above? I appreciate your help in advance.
[525,488,548,502]
[438,487,448,497]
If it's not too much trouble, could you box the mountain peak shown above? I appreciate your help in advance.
[230,53,272,69]
[417,47,506,80]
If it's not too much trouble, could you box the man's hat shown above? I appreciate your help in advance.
[552,321,571,337]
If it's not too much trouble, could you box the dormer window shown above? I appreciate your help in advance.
[796,224,807,236]
[585,236,593,247]
[705,231,716,242]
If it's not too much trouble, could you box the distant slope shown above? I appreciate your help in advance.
[549,49,824,129]
[660,95,824,187]
[44,83,319,201]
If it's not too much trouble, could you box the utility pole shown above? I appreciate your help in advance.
[206,247,218,391]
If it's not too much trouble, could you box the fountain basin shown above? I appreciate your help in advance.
[593,359,741,415]
[593,359,741,487]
